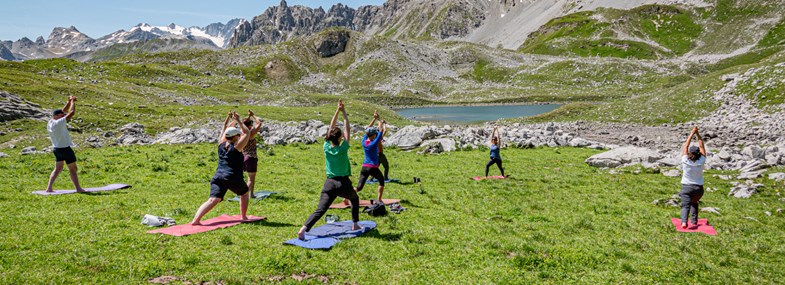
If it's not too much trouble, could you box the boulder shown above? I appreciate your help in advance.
[20,146,36,155]
[0,91,48,122]
[418,141,445,154]
[154,128,217,145]
[768,172,785,181]
[420,138,456,153]
[702,207,721,215]
[385,126,437,150]
[738,170,765,180]
[117,123,153,145]
[728,182,763,198]
[0,152,7,158]
[741,146,765,160]
[717,147,732,161]
[652,194,680,207]
[585,146,663,168]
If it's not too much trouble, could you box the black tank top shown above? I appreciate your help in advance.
[214,142,244,179]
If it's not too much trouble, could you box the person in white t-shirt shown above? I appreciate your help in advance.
[679,126,707,229]
[45,96,85,193]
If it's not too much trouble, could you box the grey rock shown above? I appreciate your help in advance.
[738,170,765,180]
[717,148,732,161]
[652,194,680,207]
[20,146,36,155]
[0,152,7,158]
[0,91,48,122]
[585,146,663,168]
[314,30,350,57]
[729,182,763,198]
[702,207,721,215]
[418,141,445,154]
[420,138,456,153]
[116,123,153,145]
[742,146,765,160]
[768,172,785,181]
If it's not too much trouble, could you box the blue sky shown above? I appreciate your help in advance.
[0,0,385,41]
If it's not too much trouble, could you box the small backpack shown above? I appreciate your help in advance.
[363,200,387,216]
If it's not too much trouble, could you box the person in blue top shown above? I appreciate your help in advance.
[190,111,259,225]
[485,126,505,177]
[353,111,386,202]
[679,126,707,229]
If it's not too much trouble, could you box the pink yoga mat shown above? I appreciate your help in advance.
[32,184,131,195]
[329,199,401,209]
[147,214,265,236]
[472,176,505,181]
[671,218,717,235]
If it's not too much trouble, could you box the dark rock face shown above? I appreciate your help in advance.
[0,44,15,60]
[314,30,350,57]
[0,91,48,122]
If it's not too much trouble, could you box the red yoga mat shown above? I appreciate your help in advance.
[147,214,265,236]
[472,176,505,181]
[329,199,401,209]
[670,218,716,235]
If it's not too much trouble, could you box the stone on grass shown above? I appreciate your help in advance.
[728,182,763,198]
[662,169,680,177]
[20,146,36,155]
[702,207,721,215]
[585,146,663,168]
[768,172,785,181]
[0,152,7,158]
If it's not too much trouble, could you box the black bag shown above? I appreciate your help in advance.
[363,200,387,216]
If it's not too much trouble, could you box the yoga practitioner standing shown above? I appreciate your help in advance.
[298,100,361,240]
[354,111,386,201]
[45,96,86,193]
[242,110,263,197]
[679,126,707,229]
[485,126,505,177]
[190,112,256,225]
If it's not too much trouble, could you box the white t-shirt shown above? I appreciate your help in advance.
[681,155,705,185]
[47,117,72,148]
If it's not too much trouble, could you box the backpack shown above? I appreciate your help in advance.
[363,200,387,216]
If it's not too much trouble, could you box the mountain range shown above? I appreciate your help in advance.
[2,0,722,62]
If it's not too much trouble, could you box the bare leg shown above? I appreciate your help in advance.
[246,172,256,197]
[45,161,65,192]
[297,226,308,240]
[66,162,85,192]
[240,191,250,220]
[190,197,222,225]
[376,185,385,202]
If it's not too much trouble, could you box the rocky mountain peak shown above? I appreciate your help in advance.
[35,36,45,45]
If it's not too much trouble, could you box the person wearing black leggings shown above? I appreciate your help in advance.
[485,126,505,177]
[297,100,361,240]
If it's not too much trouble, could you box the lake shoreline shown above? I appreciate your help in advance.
[394,103,563,124]
[391,101,563,110]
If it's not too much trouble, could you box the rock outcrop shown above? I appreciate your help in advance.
[0,91,48,122]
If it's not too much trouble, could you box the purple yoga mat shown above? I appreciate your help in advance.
[32,184,132,195]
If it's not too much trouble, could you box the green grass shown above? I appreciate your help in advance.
[1,144,783,284]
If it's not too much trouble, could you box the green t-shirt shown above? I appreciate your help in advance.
[324,140,351,178]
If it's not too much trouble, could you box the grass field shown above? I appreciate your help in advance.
[1,143,783,284]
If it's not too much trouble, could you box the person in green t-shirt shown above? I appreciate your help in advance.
[298,99,361,240]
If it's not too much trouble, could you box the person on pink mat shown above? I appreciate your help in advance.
[679,126,707,229]
[190,111,259,225]
[485,126,505,178]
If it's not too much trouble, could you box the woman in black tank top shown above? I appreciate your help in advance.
[190,112,255,226]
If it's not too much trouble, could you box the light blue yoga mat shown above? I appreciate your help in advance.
[283,220,376,250]
[227,191,276,202]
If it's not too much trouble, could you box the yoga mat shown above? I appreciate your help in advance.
[367,178,401,184]
[329,199,401,209]
[32,184,132,195]
[227,191,277,202]
[670,218,717,235]
[472,176,505,181]
[283,220,376,250]
[147,214,265,236]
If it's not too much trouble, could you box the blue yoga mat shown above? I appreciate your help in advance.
[228,191,276,202]
[283,220,376,250]
[367,178,400,184]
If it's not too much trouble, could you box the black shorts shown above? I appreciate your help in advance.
[356,166,384,191]
[209,177,249,200]
[53,147,77,164]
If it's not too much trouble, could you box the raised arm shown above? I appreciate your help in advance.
[326,100,342,140]
[233,112,250,134]
[249,115,263,137]
[378,119,386,138]
[682,127,697,156]
[367,110,379,128]
[695,128,706,156]
[342,104,350,142]
[64,96,77,121]
[219,112,232,143]
[62,96,73,116]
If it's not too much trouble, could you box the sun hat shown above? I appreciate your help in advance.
[225,127,241,138]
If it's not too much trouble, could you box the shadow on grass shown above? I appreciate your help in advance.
[248,220,298,228]
[364,230,403,241]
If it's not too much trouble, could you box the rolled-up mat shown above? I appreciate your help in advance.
[329,199,401,209]
[472,176,505,181]
[32,184,131,195]
[670,218,716,235]
[147,214,265,236]
[283,220,376,250]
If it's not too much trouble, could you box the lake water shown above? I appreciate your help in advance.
[395,104,561,123]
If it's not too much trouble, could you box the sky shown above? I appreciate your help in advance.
[0,0,385,41]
